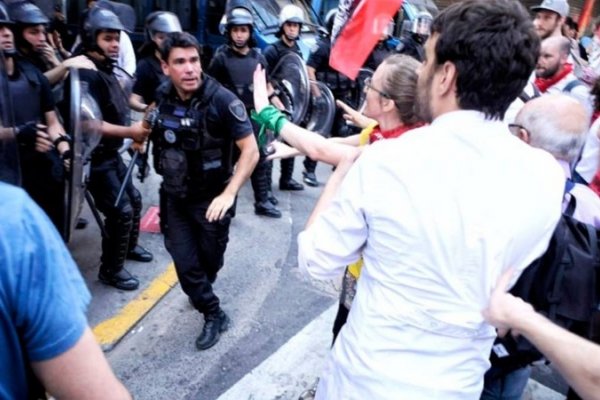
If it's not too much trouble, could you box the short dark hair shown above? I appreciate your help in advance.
[160,31,202,62]
[431,0,539,119]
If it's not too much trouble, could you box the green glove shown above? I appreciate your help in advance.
[251,105,289,147]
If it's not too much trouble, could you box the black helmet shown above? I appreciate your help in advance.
[0,3,14,26]
[145,11,182,42]
[8,1,49,26]
[227,7,253,27]
[81,7,126,50]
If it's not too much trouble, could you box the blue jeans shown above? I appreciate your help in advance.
[480,365,531,400]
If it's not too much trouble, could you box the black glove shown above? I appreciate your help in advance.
[15,121,38,147]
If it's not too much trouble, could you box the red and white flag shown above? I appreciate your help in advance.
[330,0,404,80]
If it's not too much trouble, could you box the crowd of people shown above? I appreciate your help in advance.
[3,0,600,399]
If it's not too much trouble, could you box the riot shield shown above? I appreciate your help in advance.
[64,68,102,242]
[354,68,374,113]
[304,80,335,137]
[269,53,310,125]
[0,51,19,186]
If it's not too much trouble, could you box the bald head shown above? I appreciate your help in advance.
[536,36,571,78]
[515,94,589,162]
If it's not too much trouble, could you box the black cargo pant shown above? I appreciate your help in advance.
[88,153,143,272]
[161,192,233,316]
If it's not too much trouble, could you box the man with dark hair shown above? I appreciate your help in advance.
[64,6,154,291]
[208,3,282,218]
[297,1,565,398]
[153,32,258,350]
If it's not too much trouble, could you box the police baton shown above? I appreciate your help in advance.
[113,106,158,208]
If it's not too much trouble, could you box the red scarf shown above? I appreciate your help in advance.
[369,122,425,144]
[534,63,574,93]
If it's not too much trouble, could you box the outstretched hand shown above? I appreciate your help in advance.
[482,268,533,338]
[336,100,376,129]
[253,65,269,113]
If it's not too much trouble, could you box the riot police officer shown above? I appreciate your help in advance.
[207,3,282,218]
[0,2,72,235]
[129,11,181,112]
[364,20,397,71]
[152,32,258,350]
[395,11,432,62]
[303,10,359,186]
[263,4,306,191]
[8,1,94,86]
[64,7,153,290]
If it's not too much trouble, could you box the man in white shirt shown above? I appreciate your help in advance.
[297,1,565,399]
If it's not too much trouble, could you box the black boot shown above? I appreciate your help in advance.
[126,191,154,262]
[251,156,282,218]
[302,157,319,187]
[196,309,230,350]
[265,160,278,204]
[98,267,139,291]
[279,158,304,190]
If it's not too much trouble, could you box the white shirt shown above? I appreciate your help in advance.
[575,117,600,184]
[545,71,593,113]
[298,110,564,400]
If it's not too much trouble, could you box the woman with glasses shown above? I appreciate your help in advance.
[252,53,425,340]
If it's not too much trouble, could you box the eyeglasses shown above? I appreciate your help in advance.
[508,123,529,136]
[364,76,392,99]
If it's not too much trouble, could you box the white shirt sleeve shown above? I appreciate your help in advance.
[118,32,137,76]
[297,152,369,280]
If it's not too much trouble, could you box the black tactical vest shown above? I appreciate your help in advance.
[219,48,261,109]
[152,76,234,199]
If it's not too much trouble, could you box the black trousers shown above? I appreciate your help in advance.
[88,153,142,271]
[161,193,233,316]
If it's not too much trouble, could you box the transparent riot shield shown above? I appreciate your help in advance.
[0,51,19,186]
[269,52,310,125]
[354,68,374,113]
[304,80,335,137]
[64,68,102,242]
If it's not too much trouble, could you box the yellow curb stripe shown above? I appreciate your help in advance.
[93,263,179,347]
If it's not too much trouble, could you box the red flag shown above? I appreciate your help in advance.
[330,0,404,80]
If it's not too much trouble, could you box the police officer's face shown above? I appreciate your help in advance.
[0,25,14,52]
[162,46,202,99]
[533,11,561,39]
[283,22,299,39]
[230,25,250,48]
[152,31,168,50]
[23,25,46,50]
[96,30,120,60]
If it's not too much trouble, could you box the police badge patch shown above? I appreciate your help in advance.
[229,99,247,122]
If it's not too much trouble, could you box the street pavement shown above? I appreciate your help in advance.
[68,157,569,400]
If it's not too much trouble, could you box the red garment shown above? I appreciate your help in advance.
[534,64,574,93]
[369,122,425,144]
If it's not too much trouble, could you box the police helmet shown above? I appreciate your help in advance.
[324,9,336,35]
[9,2,49,26]
[227,7,253,27]
[0,3,14,26]
[279,4,304,27]
[412,11,433,37]
[82,7,126,49]
[145,11,182,42]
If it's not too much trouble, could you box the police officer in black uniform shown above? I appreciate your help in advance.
[64,7,153,290]
[262,4,305,191]
[207,3,282,218]
[129,11,181,112]
[303,10,359,186]
[0,2,71,235]
[152,32,258,350]
[363,20,397,71]
[8,1,94,86]
[395,11,432,62]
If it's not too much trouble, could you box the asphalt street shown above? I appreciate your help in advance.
[68,156,569,400]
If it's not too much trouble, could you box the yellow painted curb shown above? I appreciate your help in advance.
[93,263,179,349]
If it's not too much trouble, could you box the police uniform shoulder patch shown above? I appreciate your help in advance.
[229,99,248,122]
